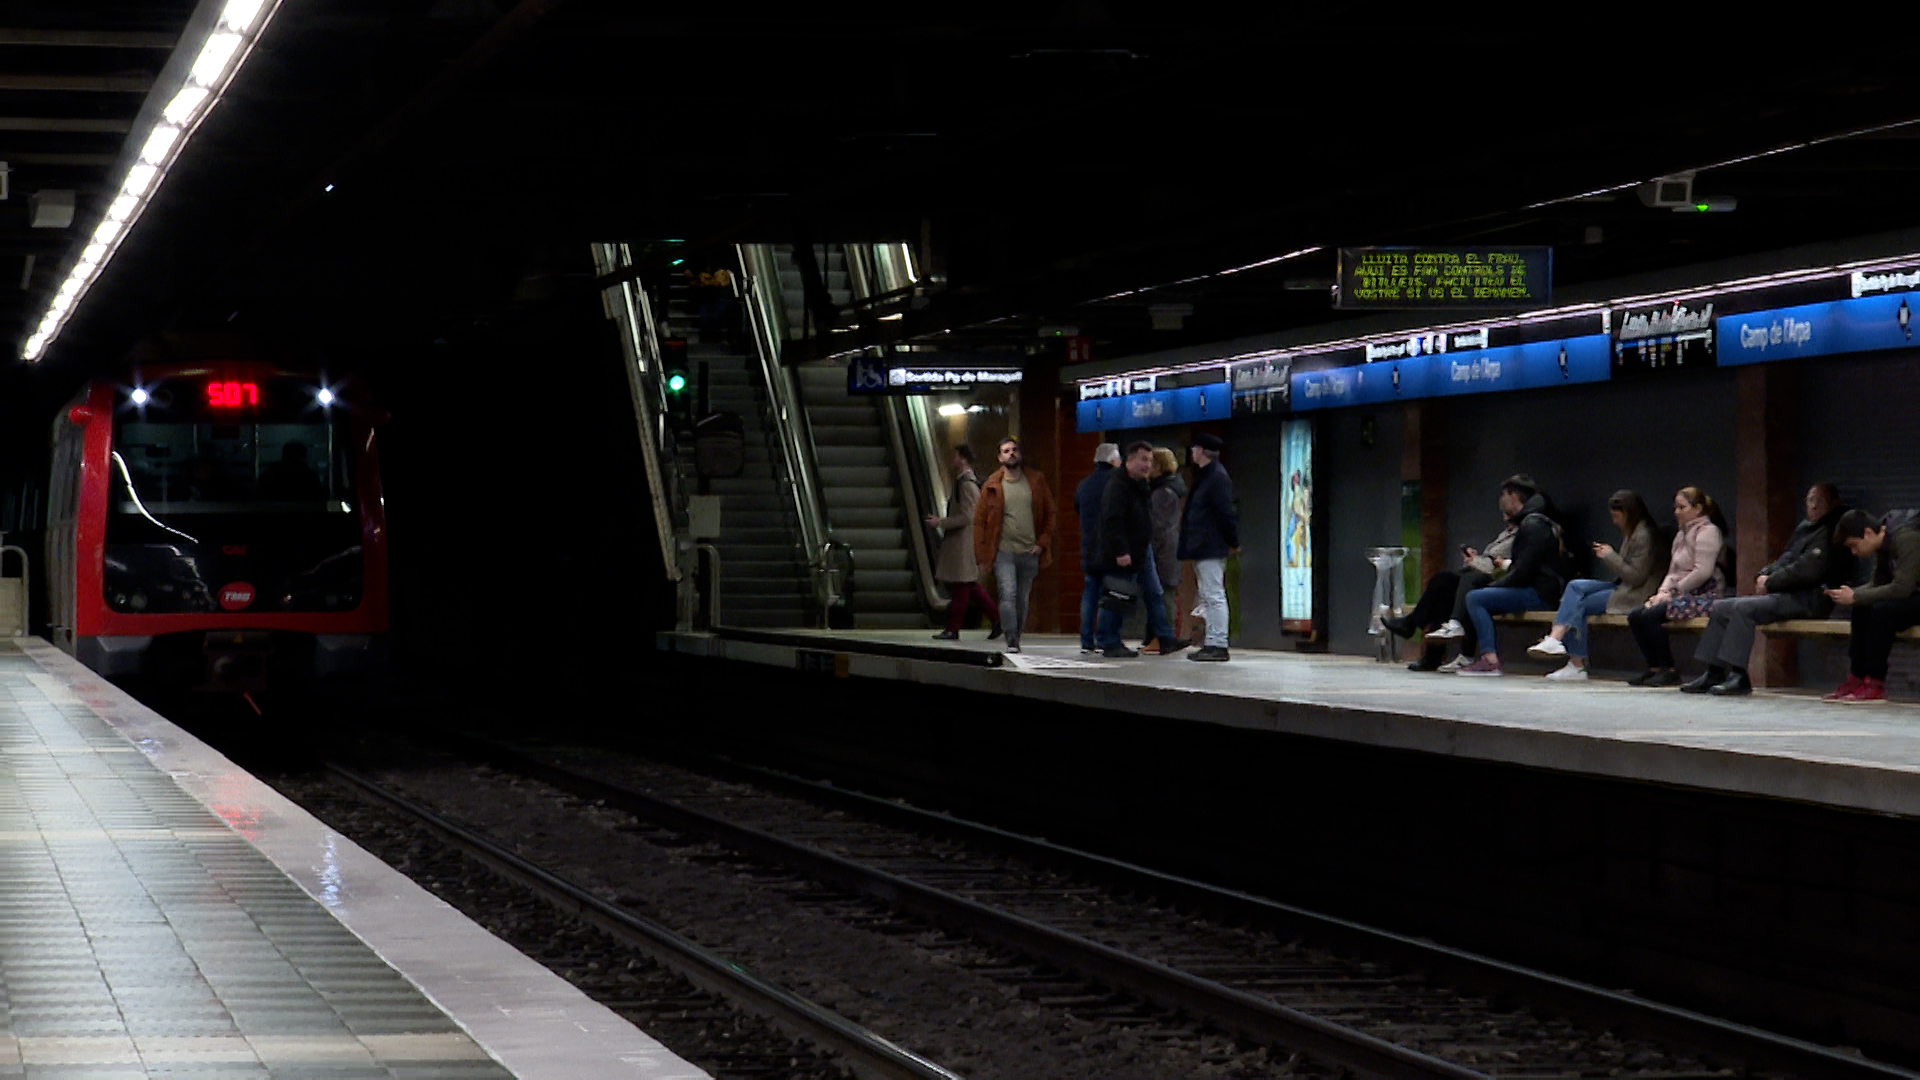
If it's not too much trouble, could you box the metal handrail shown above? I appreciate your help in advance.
[878,394,946,613]
[592,243,684,585]
[735,243,837,617]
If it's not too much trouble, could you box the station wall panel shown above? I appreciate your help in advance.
[1322,407,1405,655]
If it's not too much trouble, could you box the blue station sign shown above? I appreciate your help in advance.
[1075,382,1230,432]
[1289,333,1611,411]
[1715,290,1919,366]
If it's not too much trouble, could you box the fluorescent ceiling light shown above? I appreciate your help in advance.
[139,125,182,165]
[49,294,71,314]
[936,403,966,416]
[106,195,137,223]
[164,86,210,126]
[80,243,105,265]
[191,32,243,87]
[92,219,122,246]
[122,164,159,198]
[220,0,268,32]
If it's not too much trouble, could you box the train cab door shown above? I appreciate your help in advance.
[45,400,84,652]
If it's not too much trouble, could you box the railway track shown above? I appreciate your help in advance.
[423,730,1920,1080]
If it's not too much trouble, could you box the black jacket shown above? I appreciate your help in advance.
[1097,467,1154,573]
[1500,492,1567,606]
[1177,460,1239,560]
[1761,503,1850,613]
[1075,462,1114,571]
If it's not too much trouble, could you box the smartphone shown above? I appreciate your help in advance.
[1459,544,1473,557]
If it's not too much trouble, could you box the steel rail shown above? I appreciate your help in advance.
[425,743,1487,1080]
[323,764,967,1080]
[683,750,1920,1080]
[452,734,1920,1080]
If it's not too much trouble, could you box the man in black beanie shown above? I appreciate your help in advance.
[1179,432,1239,661]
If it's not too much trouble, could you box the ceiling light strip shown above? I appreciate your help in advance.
[21,0,280,361]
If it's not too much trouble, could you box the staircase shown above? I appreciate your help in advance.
[661,278,813,628]
[794,362,928,629]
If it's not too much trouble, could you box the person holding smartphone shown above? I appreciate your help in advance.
[1527,490,1662,680]
[1382,474,1538,671]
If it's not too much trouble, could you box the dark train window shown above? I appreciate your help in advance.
[108,422,354,521]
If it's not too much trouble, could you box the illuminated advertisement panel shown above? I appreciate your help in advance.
[1280,418,1315,632]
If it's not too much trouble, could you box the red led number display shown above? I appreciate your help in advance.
[206,381,259,408]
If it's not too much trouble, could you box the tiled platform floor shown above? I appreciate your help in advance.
[0,639,708,1080]
[661,628,1920,820]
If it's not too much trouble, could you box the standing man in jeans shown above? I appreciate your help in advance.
[1179,433,1239,662]
[972,436,1056,654]
[1074,443,1121,653]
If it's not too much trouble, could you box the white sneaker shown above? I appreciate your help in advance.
[1527,635,1567,659]
[1544,663,1588,681]
[1428,619,1465,640]
[1436,654,1469,673]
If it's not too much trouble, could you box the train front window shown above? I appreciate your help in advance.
[109,422,354,519]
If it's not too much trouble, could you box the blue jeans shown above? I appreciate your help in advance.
[1465,585,1546,658]
[1097,548,1175,649]
[1080,571,1102,650]
[1552,579,1615,659]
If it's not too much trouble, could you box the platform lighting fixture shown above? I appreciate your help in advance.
[21,0,283,361]
[936,403,967,417]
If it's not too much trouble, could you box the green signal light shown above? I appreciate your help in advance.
[1695,203,1710,212]
[666,372,688,393]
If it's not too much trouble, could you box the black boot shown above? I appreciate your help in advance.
[1407,641,1445,672]
[1680,666,1726,694]
[1381,614,1416,639]
[1709,668,1754,696]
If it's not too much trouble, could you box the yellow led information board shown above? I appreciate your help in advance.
[1336,246,1552,309]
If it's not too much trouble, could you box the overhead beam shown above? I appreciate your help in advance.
[0,74,154,93]
[0,116,133,133]
[0,29,177,48]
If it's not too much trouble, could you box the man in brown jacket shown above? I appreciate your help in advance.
[972,437,1056,653]
[926,445,1000,640]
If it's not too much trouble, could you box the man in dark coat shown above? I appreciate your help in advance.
[1683,482,1848,696]
[1094,441,1178,658]
[1073,444,1120,652]
[1455,475,1566,676]
[1178,433,1239,662]
[1821,507,1920,703]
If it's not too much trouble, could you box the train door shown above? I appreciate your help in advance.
[45,404,84,652]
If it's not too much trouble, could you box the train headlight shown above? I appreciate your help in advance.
[316,387,335,406]
[129,387,150,406]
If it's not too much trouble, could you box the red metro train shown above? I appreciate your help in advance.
[47,362,389,697]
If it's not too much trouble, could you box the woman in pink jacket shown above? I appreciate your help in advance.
[1625,486,1732,686]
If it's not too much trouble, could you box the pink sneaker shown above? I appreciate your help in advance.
[1455,655,1504,677]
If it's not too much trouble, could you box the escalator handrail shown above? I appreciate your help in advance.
[734,243,836,614]
[592,242,684,583]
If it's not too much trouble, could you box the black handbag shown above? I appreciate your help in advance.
[1099,573,1140,613]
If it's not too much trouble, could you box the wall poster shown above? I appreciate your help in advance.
[1280,418,1315,632]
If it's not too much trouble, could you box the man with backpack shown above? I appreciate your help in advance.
[1455,474,1568,676]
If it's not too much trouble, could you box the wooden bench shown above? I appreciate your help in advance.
[1493,611,1920,640]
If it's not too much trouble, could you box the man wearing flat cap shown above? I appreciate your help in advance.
[1179,433,1239,661]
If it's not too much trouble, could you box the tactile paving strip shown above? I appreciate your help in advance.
[0,646,513,1080]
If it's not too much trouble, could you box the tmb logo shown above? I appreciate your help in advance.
[218,582,256,611]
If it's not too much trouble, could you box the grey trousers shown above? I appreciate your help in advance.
[994,550,1041,645]
[1694,592,1818,669]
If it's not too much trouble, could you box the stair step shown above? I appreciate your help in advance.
[818,465,893,487]
[829,507,902,529]
[815,445,890,468]
[847,548,909,571]
[821,487,899,508]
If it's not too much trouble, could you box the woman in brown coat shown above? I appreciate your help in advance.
[926,446,999,640]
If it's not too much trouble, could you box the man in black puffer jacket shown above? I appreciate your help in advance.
[1455,475,1566,676]
[1094,441,1177,659]
[1683,482,1849,697]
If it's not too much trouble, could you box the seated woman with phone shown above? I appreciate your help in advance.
[1526,490,1663,680]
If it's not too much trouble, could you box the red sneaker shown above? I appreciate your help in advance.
[1822,675,1865,702]
[1843,677,1888,704]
